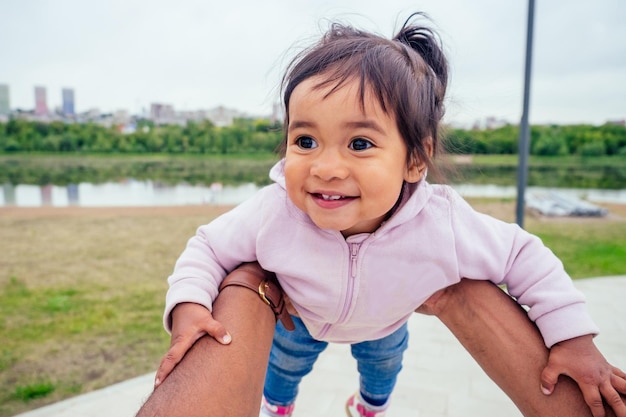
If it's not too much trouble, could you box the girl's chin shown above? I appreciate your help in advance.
[311,220,346,231]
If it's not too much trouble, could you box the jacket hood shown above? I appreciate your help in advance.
[269,159,287,189]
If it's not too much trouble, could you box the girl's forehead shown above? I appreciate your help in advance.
[290,74,386,115]
[288,76,398,133]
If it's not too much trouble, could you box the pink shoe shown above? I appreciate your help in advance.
[260,396,295,417]
[345,392,388,417]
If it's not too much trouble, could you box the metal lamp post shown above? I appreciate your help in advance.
[516,0,536,228]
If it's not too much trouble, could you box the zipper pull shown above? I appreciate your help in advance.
[350,243,359,278]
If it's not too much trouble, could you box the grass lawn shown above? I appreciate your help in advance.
[472,198,626,278]
[0,200,625,416]
[0,206,230,416]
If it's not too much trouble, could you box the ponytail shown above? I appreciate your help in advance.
[394,13,448,118]
[395,14,448,94]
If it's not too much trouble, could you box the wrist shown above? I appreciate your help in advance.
[219,263,295,331]
[553,334,595,349]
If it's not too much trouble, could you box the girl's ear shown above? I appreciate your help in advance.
[404,157,427,183]
[404,139,433,183]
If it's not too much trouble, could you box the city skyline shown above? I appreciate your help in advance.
[2,0,625,126]
[0,83,253,126]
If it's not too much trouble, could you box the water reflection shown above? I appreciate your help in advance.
[0,181,260,207]
[3,183,16,205]
[1,181,625,207]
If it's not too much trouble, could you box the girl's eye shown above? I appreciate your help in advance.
[295,136,318,149]
[350,138,373,151]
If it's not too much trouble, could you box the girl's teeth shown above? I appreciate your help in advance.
[322,194,342,200]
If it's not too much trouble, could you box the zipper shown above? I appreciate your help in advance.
[350,242,359,278]
[317,240,361,338]
[338,242,359,322]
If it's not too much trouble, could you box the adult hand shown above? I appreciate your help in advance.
[541,335,626,417]
[154,302,231,388]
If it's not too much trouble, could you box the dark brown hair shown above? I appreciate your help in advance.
[279,13,449,175]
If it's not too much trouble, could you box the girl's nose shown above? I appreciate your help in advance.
[310,151,349,181]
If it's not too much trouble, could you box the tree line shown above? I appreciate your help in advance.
[0,118,283,154]
[445,123,626,156]
[1,118,625,156]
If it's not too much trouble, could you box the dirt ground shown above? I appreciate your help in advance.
[0,204,232,219]
[468,199,626,224]
[3,199,623,223]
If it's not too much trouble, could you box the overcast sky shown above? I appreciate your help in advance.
[2,0,625,126]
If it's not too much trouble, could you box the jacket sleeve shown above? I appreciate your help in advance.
[449,192,599,347]
[162,186,274,333]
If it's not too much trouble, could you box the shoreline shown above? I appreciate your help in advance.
[0,204,236,219]
[1,200,624,222]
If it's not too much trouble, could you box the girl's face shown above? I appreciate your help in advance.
[284,75,423,237]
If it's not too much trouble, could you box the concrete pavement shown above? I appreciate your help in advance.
[13,276,626,417]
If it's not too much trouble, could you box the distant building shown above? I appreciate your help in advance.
[62,88,75,116]
[34,86,48,116]
[472,116,510,130]
[484,116,510,130]
[207,105,240,127]
[150,103,176,125]
[0,84,9,114]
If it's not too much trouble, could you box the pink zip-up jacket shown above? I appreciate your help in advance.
[165,160,598,347]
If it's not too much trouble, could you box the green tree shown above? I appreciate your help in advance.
[531,126,568,156]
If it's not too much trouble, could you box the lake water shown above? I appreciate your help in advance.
[0,181,259,207]
[1,181,625,207]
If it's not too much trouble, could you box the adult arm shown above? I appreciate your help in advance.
[136,281,276,417]
[417,278,626,417]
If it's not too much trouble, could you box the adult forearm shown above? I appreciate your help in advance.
[420,279,618,417]
[136,284,276,417]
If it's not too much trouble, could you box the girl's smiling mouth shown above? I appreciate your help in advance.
[320,194,344,201]
[310,192,357,208]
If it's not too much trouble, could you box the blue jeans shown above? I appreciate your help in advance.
[263,316,409,406]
